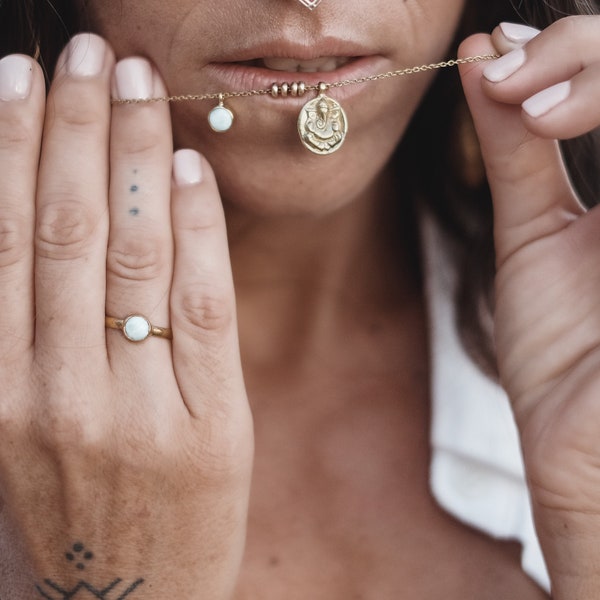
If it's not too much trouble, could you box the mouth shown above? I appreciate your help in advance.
[205,55,386,108]
[199,37,390,108]
[234,56,355,73]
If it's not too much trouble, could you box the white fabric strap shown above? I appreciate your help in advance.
[421,213,550,591]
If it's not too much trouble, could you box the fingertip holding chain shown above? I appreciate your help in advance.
[111,54,499,155]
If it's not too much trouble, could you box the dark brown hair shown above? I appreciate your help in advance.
[0,0,81,82]
[1,0,599,374]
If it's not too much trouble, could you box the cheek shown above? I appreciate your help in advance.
[409,0,468,53]
[83,1,193,61]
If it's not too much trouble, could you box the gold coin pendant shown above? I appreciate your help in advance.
[297,92,348,155]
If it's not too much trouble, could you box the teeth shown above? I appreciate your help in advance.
[259,56,351,73]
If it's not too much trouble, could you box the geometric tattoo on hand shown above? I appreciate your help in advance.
[35,543,145,599]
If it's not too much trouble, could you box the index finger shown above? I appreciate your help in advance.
[0,55,45,357]
[34,34,114,354]
[458,33,583,265]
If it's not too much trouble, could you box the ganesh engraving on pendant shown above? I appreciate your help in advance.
[298,93,348,155]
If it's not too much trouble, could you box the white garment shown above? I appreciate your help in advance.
[422,215,550,592]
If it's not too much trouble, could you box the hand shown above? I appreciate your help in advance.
[0,34,253,599]
[459,16,600,599]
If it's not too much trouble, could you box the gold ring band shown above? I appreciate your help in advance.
[105,314,172,342]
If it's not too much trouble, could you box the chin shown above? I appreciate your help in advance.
[171,98,409,219]
[210,148,394,219]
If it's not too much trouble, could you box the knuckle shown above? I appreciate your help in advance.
[0,212,31,268]
[192,418,253,481]
[180,201,223,233]
[107,234,169,282]
[174,283,234,334]
[116,123,166,157]
[0,376,32,441]
[34,400,100,454]
[49,90,107,130]
[553,15,585,40]
[36,197,100,260]
[37,415,88,453]
[0,115,37,151]
[0,404,24,440]
[35,410,78,449]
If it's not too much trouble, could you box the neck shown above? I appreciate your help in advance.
[225,167,422,370]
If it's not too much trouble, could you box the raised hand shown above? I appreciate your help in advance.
[0,34,253,599]
[460,16,600,599]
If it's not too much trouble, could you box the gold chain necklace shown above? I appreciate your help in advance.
[112,54,498,155]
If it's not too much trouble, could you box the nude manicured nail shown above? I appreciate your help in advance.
[483,48,526,83]
[66,33,106,77]
[0,55,33,101]
[114,58,153,100]
[173,149,203,186]
[499,22,541,44]
[522,81,571,118]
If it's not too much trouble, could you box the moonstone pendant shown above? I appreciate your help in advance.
[208,94,234,132]
[297,85,348,155]
[298,0,322,9]
[123,315,151,342]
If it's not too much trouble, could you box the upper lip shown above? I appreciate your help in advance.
[209,36,380,64]
[235,56,355,73]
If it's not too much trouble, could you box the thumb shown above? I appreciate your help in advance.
[458,33,582,266]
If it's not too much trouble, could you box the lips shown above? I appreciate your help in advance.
[207,37,382,76]
[236,56,355,73]
[199,36,390,108]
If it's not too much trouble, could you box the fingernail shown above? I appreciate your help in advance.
[499,22,541,44]
[522,81,571,118]
[173,149,203,186]
[66,33,106,77]
[0,55,33,101]
[114,57,153,100]
[483,48,526,83]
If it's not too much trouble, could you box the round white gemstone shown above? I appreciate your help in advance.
[208,105,234,132]
[123,315,151,342]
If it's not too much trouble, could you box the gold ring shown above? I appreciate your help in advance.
[105,314,172,342]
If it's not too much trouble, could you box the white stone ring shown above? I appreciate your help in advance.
[105,314,173,343]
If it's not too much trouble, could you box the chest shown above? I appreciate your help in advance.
[234,367,548,600]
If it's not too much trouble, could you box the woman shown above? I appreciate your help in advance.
[0,0,599,597]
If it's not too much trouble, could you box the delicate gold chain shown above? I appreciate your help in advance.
[111,54,499,105]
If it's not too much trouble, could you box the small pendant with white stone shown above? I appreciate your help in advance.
[208,94,234,132]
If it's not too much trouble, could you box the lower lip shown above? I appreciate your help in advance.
[204,55,390,107]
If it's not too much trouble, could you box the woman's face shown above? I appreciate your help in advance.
[84,0,466,216]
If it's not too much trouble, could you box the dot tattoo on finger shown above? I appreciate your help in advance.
[128,168,141,215]
[130,169,140,195]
